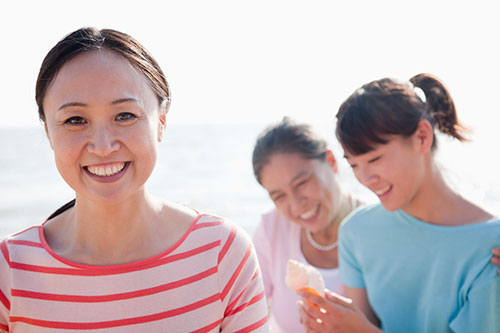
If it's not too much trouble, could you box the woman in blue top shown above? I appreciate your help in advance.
[298,73,500,332]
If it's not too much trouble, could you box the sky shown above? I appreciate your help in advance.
[1,0,499,130]
[1,0,499,213]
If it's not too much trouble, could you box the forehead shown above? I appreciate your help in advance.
[44,50,156,107]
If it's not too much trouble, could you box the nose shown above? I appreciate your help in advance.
[86,125,120,157]
[289,191,306,214]
[355,166,377,187]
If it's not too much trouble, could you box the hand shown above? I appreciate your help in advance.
[297,289,382,333]
[492,247,500,274]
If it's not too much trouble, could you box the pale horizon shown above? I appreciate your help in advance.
[2,0,500,214]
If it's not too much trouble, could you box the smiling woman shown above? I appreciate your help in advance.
[298,74,500,333]
[251,118,360,332]
[0,27,268,332]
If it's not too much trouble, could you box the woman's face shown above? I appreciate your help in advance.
[259,151,342,232]
[43,51,166,205]
[344,135,426,212]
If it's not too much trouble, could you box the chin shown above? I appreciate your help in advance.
[380,201,401,212]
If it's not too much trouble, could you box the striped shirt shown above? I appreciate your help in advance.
[0,214,268,332]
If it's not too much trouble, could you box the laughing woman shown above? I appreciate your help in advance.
[251,118,360,332]
[0,28,268,332]
[298,74,500,332]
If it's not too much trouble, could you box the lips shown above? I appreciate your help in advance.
[373,185,392,201]
[86,162,126,177]
[374,185,391,196]
[299,204,320,221]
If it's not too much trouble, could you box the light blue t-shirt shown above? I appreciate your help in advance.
[339,204,500,333]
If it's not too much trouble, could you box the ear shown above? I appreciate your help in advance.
[326,149,338,173]
[413,119,434,154]
[157,111,167,142]
[44,122,54,150]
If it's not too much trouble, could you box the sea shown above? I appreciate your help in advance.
[1,123,499,239]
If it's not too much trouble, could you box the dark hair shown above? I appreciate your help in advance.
[252,117,328,184]
[335,73,469,155]
[35,27,170,122]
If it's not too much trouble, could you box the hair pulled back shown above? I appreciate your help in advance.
[35,27,170,122]
[252,117,328,184]
[335,73,469,155]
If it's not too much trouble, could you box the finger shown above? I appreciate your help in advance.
[297,300,325,332]
[492,247,500,256]
[325,289,354,306]
[298,297,325,319]
[298,288,326,305]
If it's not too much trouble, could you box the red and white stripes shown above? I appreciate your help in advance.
[0,215,268,332]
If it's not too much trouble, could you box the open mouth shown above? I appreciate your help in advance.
[374,185,392,198]
[85,162,128,177]
[299,204,320,221]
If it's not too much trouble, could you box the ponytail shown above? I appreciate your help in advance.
[336,73,470,155]
[409,73,469,142]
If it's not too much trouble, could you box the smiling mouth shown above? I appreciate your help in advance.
[374,185,392,197]
[299,204,320,220]
[85,162,127,177]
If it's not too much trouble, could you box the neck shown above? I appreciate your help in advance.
[63,190,162,261]
[313,192,353,241]
[401,160,488,226]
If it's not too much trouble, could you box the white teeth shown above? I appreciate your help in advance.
[87,163,125,177]
[374,186,391,195]
[300,205,319,220]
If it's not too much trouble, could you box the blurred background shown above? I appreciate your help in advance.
[1,0,499,237]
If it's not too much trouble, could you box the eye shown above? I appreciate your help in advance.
[115,112,136,122]
[368,156,381,163]
[296,178,309,188]
[349,164,357,169]
[271,194,285,203]
[64,116,86,125]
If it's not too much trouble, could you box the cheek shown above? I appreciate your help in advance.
[273,200,292,219]
[50,133,84,165]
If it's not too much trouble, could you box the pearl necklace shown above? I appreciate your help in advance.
[304,196,356,252]
[305,229,338,251]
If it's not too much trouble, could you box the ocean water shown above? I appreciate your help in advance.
[1,124,499,239]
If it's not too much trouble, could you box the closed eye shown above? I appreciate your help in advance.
[64,116,86,126]
[271,194,284,203]
[368,156,381,163]
[296,179,308,187]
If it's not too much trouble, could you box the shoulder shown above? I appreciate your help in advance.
[160,200,199,226]
[1,225,43,266]
[2,225,43,249]
[192,213,253,253]
[340,203,387,229]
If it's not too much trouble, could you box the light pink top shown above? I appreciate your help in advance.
[253,209,344,333]
[0,214,268,332]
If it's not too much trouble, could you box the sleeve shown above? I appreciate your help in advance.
[449,263,500,332]
[0,240,11,332]
[338,216,366,288]
[218,220,269,332]
[252,216,274,300]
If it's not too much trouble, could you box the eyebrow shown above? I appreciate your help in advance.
[57,102,88,111]
[111,98,140,105]
[57,98,140,112]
